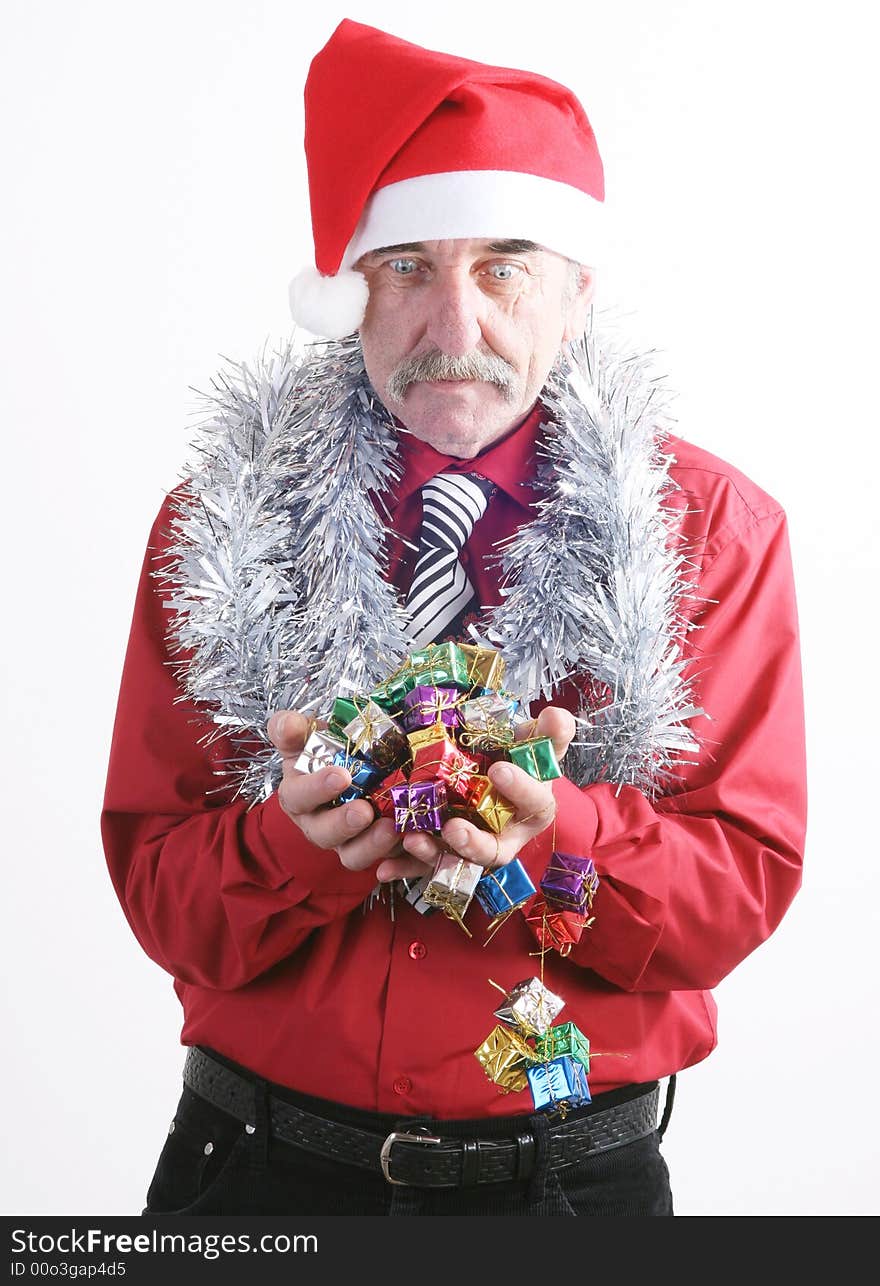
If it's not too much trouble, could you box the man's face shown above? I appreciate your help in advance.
[356,238,594,458]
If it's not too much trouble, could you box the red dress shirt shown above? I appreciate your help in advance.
[101,398,807,1118]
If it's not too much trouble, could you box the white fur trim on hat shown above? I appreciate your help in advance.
[288,265,370,339]
[340,170,604,270]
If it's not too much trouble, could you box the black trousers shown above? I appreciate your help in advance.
[142,1047,674,1216]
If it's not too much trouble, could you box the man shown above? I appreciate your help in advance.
[101,18,807,1216]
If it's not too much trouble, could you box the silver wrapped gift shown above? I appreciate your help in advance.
[342,698,407,769]
[459,693,516,751]
[422,851,483,916]
[401,873,437,916]
[493,976,565,1036]
[292,729,347,774]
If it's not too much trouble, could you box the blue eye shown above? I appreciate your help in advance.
[389,258,419,275]
[489,263,519,281]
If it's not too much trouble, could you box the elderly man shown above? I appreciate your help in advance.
[101,19,807,1217]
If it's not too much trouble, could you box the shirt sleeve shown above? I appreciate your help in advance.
[100,498,379,992]
[517,507,807,992]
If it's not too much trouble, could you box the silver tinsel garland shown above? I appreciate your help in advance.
[157,309,707,805]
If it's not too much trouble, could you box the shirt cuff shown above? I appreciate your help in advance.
[246,790,381,902]
[517,776,666,992]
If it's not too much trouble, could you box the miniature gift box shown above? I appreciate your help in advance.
[409,735,480,802]
[342,698,408,770]
[329,749,384,802]
[474,1024,534,1093]
[459,693,517,750]
[369,665,417,714]
[401,873,437,916]
[526,1055,591,1113]
[493,976,565,1036]
[458,643,505,692]
[475,860,536,918]
[468,776,517,834]
[328,695,361,741]
[408,642,470,692]
[401,685,462,733]
[534,1022,591,1073]
[540,852,599,914]
[422,852,483,927]
[390,780,449,833]
[406,721,450,754]
[507,736,562,782]
[292,729,348,775]
[369,766,409,819]
[523,898,591,954]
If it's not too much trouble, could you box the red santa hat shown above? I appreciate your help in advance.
[289,19,605,339]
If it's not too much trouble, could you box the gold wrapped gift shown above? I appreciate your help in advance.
[406,721,450,753]
[474,1024,534,1093]
[458,643,505,692]
[469,776,517,834]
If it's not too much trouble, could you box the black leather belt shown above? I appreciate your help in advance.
[183,1046,660,1189]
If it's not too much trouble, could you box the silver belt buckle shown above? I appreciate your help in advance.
[380,1129,443,1185]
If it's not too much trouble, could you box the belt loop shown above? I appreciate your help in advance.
[658,1074,676,1142]
[251,1075,271,1168]
[524,1112,552,1208]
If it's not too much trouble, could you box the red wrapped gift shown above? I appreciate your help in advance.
[524,897,592,956]
[409,735,480,803]
[369,766,409,819]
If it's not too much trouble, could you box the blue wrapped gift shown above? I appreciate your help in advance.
[475,859,536,917]
[526,1055,592,1113]
[331,750,383,802]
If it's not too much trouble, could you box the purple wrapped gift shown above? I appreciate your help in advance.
[390,779,449,833]
[539,851,600,913]
[401,685,461,733]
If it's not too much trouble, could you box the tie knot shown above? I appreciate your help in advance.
[419,472,494,552]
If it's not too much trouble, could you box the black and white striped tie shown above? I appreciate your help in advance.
[404,471,495,649]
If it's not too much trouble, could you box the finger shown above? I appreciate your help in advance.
[488,761,555,821]
[298,795,378,851]
[335,816,406,873]
[267,710,315,759]
[375,854,437,883]
[278,764,353,817]
[528,705,577,761]
[401,832,443,864]
[439,815,510,869]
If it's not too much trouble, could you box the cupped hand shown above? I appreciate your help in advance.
[267,711,434,881]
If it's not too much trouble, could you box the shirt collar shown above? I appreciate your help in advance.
[387,399,547,514]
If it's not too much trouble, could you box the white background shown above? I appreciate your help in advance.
[2,0,878,1217]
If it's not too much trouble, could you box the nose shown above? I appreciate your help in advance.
[424,271,483,356]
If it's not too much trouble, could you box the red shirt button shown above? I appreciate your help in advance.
[408,941,427,960]
[392,1076,412,1096]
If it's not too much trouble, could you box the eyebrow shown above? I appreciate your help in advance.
[364,239,542,259]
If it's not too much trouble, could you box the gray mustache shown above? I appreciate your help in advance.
[387,349,517,401]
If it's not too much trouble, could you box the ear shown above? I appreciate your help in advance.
[562,266,597,343]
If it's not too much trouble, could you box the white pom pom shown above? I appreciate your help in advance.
[288,265,369,339]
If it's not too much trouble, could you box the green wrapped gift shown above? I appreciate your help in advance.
[533,1022,591,1072]
[328,696,362,740]
[369,668,416,713]
[409,641,470,692]
[507,736,562,781]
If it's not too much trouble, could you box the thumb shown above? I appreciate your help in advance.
[533,705,577,762]
[266,710,313,758]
